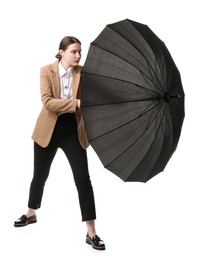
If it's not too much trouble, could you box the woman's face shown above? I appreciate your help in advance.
[60,43,81,69]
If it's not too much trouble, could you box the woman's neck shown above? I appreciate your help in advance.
[61,60,70,70]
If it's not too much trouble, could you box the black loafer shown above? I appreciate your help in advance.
[14,214,37,227]
[86,233,105,250]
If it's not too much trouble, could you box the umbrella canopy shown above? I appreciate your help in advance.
[80,19,185,182]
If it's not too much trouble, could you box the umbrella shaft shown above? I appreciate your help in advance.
[163,94,181,102]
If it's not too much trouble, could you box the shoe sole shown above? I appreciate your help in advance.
[86,238,105,250]
[14,220,37,227]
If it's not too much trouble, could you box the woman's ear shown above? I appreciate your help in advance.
[59,50,63,56]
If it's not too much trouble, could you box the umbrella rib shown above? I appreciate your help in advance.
[163,103,174,134]
[124,103,169,181]
[89,99,164,142]
[109,102,164,152]
[82,98,160,107]
[81,72,161,106]
[82,90,163,108]
[111,19,166,91]
[104,101,166,169]
[84,70,160,95]
[90,44,163,94]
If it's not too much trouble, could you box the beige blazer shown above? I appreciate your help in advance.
[32,60,89,149]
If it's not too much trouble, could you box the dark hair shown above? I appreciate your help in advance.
[55,36,81,61]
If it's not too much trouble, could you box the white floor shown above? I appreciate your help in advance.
[2,142,200,260]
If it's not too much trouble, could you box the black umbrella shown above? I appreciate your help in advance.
[80,19,185,182]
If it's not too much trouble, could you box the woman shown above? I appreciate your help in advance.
[14,36,105,250]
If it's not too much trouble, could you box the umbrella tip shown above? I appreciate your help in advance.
[163,93,182,102]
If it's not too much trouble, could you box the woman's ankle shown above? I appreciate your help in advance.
[86,220,96,238]
[26,209,36,218]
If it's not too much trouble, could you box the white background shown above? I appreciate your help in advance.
[0,0,199,259]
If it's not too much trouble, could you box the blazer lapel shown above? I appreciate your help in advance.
[72,68,80,98]
[51,61,60,98]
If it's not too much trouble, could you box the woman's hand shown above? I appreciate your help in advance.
[77,99,81,109]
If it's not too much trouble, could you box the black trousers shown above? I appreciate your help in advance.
[28,113,96,221]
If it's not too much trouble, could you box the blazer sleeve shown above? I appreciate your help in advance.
[40,67,79,113]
